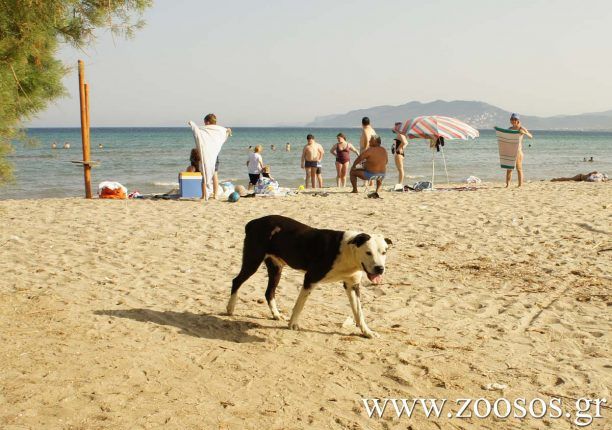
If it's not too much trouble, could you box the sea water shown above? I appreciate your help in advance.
[2,127,610,199]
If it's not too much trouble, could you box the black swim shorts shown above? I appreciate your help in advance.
[249,173,260,185]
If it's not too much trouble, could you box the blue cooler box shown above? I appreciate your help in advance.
[179,172,203,198]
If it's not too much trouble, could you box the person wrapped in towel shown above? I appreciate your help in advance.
[188,113,232,200]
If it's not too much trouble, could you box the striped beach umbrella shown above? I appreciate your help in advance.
[398,116,479,188]
[401,116,479,140]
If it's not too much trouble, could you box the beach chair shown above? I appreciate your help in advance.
[495,127,522,169]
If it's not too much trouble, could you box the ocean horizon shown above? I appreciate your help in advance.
[2,127,610,199]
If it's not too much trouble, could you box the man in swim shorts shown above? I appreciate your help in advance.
[301,134,324,188]
[350,135,388,196]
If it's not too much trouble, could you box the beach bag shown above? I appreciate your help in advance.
[98,181,127,199]
[413,181,432,191]
[255,177,280,195]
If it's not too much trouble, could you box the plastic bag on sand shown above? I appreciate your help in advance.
[464,176,482,184]
[99,181,127,199]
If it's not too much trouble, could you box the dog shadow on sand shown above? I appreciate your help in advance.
[95,308,352,341]
[94,308,266,343]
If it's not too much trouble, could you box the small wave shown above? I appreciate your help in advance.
[152,181,179,187]
[7,154,56,159]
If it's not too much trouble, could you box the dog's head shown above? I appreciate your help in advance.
[348,233,393,284]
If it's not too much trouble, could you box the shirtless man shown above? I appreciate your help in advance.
[301,134,324,189]
[360,117,377,185]
[360,117,377,154]
[350,135,388,196]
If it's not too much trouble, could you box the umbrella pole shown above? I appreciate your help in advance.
[441,146,450,185]
[431,148,435,189]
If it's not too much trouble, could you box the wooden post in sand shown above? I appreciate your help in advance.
[78,60,92,198]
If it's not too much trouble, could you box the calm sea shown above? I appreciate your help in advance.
[2,127,611,199]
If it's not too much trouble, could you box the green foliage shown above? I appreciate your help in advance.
[0,0,152,183]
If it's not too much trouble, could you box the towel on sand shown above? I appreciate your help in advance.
[495,127,522,170]
[188,121,228,199]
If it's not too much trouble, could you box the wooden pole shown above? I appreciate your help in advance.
[78,60,92,198]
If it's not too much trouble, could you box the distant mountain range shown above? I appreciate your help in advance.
[307,100,612,130]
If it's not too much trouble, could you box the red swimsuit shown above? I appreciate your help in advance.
[335,144,351,164]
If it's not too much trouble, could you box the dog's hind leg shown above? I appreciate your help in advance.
[288,275,316,331]
[264,257,284,320]
[227,236,266,315]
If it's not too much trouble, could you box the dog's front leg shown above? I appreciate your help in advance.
[344,282,360,325]
[351,284,378,338]
[288,278,315,331]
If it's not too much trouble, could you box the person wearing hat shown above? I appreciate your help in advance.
[507,113,533,188]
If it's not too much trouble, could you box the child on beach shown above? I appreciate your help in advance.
[262,165,275,181]
[301,134,324,189]
[315,140,325,188]
[247,145,264,190]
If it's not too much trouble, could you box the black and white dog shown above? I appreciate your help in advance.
[226,215,392,338]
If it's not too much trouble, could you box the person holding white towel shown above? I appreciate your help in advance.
[189,113,231,200]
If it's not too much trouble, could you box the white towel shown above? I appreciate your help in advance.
[188,121,228,199]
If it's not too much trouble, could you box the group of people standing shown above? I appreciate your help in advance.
[241,116,404,196]
[300,116,403,196]
[190,112,534,198]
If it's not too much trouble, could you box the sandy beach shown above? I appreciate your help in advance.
[0,181,610,429]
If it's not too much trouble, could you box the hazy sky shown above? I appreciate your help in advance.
[28,0,612,127]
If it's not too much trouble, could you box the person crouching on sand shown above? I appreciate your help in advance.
[301,134,324,189]
[506,113,533,188]
[350,135,388,197]
[247,145,264,190]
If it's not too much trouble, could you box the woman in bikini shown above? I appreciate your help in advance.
[330,133,358,187]
[392,123,408,186]
[507,113,533,188]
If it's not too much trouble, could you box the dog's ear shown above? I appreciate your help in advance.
[348,233,371,247]
[384,237,393,246]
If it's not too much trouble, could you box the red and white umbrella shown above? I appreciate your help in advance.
[397,116,479,187]
[401,115,479,140]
